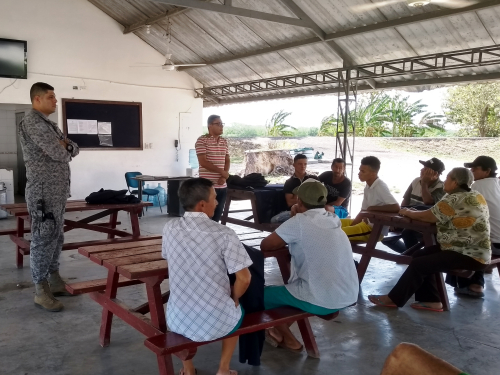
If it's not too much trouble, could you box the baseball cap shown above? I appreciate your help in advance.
[292,178,327,206]
[419,158,445,173]
[464,156,497,171]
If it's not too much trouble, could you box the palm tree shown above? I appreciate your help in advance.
[385,95,428,137]
[265,110,296,137]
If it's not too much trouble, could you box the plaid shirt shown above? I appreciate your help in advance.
[162,211,252,341]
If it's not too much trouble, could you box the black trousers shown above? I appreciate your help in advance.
[388,245,487,307]
[212,187,227,223]
[446,242,500,288]
[228,245,265,366]
[383,229,422,254]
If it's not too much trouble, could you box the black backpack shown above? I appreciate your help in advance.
[85,189,141,204]
[227,173,268,189]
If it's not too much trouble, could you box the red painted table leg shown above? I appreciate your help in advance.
[99,270,119,347]
[107,211,118,240]
[144,275,167,333]
[16,216,25,268]
[130,209,141,238]
[156,353,175,375]
[297,318,320,358]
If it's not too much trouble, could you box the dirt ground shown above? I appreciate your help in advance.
[228,136,500,214]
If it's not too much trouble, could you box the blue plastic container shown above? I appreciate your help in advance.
[142,183,159,207]
[156,183,167,207]
[189,149,199,169]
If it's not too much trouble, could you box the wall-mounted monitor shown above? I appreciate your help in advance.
[0,38,27,79]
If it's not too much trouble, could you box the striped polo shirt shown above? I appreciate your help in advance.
[195,134,229,188]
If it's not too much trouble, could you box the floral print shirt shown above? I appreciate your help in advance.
[431,191,491,264]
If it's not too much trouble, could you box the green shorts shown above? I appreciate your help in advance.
[264,285,339,316]
[227,305,245,336]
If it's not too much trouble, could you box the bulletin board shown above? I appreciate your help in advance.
[62,99,143,150]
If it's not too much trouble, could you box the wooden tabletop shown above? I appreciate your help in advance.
[79,239,167,279]
[357,210,436,231]
[0,200,153,216]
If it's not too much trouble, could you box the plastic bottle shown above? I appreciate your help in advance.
[156,183,167,208]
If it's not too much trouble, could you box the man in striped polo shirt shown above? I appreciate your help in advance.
[195,115,230,222]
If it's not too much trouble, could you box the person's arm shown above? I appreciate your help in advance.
[367,203,400,212]
[331,196,346,206]
[399,207,438,223]
[285,193,297,208]
[402,184,413,206]
[23,118,71,163]
[231,268,251,307]
[431,187,445,204]
[218,153,231,185]
[197,153,230,179]
[420,169,439,205]
[261,232,287,251]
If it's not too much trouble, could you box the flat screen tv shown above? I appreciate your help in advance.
[0,38,27,79]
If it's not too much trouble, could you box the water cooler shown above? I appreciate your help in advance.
[0,182,7,219]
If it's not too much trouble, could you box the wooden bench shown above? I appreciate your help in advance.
[144,306,339,375]
[65,275,141,295]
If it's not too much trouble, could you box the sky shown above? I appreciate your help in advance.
[202,87,449,129]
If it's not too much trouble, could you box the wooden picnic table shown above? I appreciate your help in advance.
[75,239,168,346]
[76,238,323,359]
[0,200,156,268]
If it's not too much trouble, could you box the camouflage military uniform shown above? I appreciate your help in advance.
[19,109,79,284]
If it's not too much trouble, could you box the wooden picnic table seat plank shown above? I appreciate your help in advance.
[90,245,162,264]
[104,252,164,269]
[118,259,168,279]
[66,275,140,295]
[79,238,162,256]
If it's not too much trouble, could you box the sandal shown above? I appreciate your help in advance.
[179,369,197,375]
[454,286,484,298]
[368,295,397,308]
[265,329,279,348]
[410,302,443,312]
[278,341,304,354]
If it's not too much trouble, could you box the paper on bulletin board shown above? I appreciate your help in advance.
[87,120,98,134]
[98,122,112,135]
[77,120,89,134]
[67,119,79,134]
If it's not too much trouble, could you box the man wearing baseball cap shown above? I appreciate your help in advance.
[383,157,446,253]
[260,179,359,352]
[447,156,500,298]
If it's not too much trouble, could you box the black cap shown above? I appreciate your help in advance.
[419,158,445,174]
[464,156,497,171]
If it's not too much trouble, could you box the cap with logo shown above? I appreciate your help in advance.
[464,156,497,171]
[292,178,327,206]
[419,157,445,174]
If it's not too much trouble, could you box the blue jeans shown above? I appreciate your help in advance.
[212,188,227,222]
[270,210,291,223]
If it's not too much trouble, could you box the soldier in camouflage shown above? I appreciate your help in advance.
[19,82,79,312]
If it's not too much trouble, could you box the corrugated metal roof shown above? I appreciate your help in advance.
[88,0,500,104]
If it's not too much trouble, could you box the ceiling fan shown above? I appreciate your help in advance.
[351,0,477,12]
[131,53,206,71]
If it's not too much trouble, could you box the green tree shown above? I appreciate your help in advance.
[265,110,296,137]
[384,95,428,137]
[444,83,500,137]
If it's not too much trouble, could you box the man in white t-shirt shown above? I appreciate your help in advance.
[260,179,359,352]
[341,156,400,242]
[447,156,500,298]
[162,178,252,375]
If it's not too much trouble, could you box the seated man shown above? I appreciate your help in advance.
[271,153,318,223]
[162,178,252,375]
[342,156,400,242]
[318,157,352,211]
[260,179,359,351]
[447,155,500,298]
[383,157,446,253]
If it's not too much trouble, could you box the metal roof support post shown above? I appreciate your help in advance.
[336,70,356,212]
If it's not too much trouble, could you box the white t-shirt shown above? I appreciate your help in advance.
[275,208,359,310]
[472,177,500,243]
[361,178,398,234]
[162,212,252,342]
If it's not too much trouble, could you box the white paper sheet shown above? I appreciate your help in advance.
[98,122,112,135]
[67,119,79,134]
[87,120,98,134]
[78,120,89,134]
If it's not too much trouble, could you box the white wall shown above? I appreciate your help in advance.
[0,0,203,199]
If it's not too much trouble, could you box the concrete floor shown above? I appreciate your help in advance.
[1,204,500,375]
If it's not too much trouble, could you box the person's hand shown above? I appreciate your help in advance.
[221,170,230,180]
[217,177,226,185]
[324,205,336,214]
[421,168,438,184]
[290,204,299,217]
[59,139,68,148]
[399,208,411,217]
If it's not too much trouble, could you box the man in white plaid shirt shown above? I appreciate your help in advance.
[162,178,252,375]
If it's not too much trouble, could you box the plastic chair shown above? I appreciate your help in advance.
[125,172,162,212]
